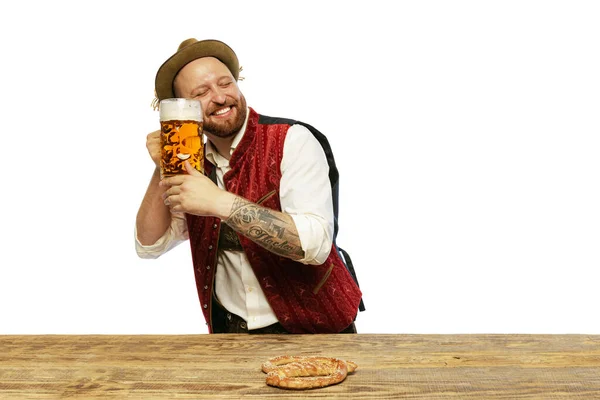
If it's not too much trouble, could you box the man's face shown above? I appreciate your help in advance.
[173,57,247,139]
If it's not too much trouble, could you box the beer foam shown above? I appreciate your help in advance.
[159,98,202,122]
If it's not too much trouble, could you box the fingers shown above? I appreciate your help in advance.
[146,130,160,140]
[146,130,160,148]
[163,194,178,207]
[160,170,207,188]
[162,185,181,207]
[163,192,187,213]
[159,175,186,188]
[159,171,216,215]
[184,161,203,176]
[163,194,182,208]
[162,185,180,198]
[146,130,161,166]
[161,180,186,207]
[169,204,184,213]
[161,185,182,207]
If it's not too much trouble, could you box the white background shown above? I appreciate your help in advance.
[1,0,599,334]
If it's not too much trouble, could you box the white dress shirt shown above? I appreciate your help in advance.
[135,109,334,330]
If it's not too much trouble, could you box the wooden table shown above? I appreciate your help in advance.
[1,334,600,399]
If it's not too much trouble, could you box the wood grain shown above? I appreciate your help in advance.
[1,334,600,399]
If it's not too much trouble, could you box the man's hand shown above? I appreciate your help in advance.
[161,162,305,260]
[160,161,234,218]
[146,130,161,168]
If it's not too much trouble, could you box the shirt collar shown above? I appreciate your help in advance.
[205,107,250,167]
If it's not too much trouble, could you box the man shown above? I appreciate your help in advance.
[135,38,362,334]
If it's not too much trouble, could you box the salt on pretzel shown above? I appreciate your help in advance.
[262,355,357,389]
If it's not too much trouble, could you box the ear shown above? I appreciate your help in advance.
[184,161,203,177]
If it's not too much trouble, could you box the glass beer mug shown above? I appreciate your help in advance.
[159,98,204,179]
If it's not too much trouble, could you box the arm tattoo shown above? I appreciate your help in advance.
[225,196,305,260]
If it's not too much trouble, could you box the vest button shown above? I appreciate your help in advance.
[204,285,208,290]
[206,265,210,270]
[213,224,218,229]
[208,245,213,250]
[203,304,208,309]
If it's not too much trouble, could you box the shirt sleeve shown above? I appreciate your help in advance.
[280,124,334,265]
[134,212,189,259]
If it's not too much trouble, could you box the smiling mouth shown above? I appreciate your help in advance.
[212,106,231,116]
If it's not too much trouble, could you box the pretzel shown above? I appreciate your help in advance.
[262,356,357,389]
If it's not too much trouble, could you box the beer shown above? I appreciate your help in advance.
[159,98,204,178]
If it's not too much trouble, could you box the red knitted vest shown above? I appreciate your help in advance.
[186,108,362,333]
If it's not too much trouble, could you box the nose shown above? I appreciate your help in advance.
[211,87,226,104]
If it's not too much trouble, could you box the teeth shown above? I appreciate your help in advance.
[177,153,191,160]
[214,107,230,116]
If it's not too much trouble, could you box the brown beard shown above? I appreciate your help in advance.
[203,95,248,138]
